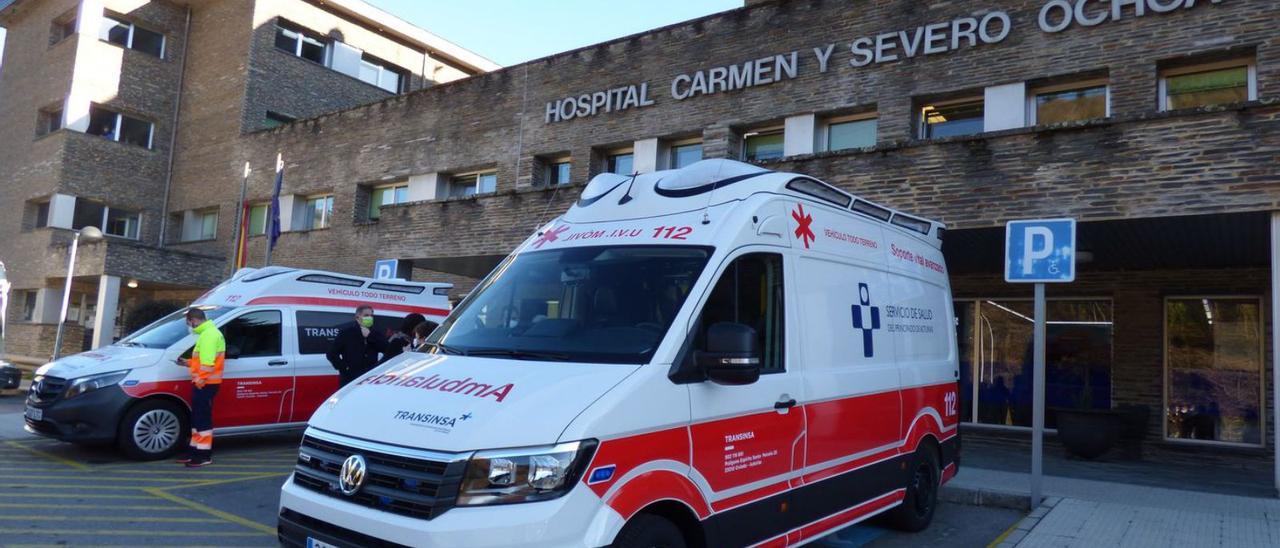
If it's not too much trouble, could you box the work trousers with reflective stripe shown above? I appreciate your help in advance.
[189,384,219,457]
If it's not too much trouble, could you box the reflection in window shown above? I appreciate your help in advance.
[695,253,785,373]
[826,117,877,151]
[956,299,1113,428]
[221,310,283,358]
[1034,85,1107,125]
[1165,298,1262,445]
[1163,64,1252,111]
[670,143,703,169]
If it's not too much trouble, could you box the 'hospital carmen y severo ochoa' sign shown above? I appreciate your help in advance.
[545,0,1224,124]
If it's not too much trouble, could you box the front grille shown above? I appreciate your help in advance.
[28,375,67,404]
[293,434,467,521]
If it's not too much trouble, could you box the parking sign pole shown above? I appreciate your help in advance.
[1031,282,1046,508]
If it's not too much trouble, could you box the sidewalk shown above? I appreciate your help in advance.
[947,458,1280,546]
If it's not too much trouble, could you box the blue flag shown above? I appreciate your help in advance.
[268,160,283,251]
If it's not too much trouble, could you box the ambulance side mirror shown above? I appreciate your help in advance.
[225,344,241,360]
[697,322,761,386]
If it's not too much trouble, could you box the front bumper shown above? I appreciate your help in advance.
[278,473,612,548]
[24,384,134,443]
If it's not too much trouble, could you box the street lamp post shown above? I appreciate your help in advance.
[51,226,103,361]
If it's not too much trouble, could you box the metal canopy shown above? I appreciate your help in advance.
[945,211,1271,275]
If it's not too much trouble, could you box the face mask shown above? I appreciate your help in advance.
[360,316,374,328]
[412,338,422,348]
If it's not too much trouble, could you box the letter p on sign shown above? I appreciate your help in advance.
[1005,219,1076,283]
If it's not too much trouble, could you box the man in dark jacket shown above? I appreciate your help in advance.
[326,305,387,387]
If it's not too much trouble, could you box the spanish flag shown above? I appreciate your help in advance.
[233,200,250,270]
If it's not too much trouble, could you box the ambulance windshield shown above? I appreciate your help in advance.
[117,305,233,349]
[429,245,711,364]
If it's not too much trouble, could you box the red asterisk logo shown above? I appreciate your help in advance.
[532,225,569,249]
[792,204,815,249]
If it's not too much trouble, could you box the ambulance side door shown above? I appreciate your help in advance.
[214,308,293,427]
[687,249,804,545]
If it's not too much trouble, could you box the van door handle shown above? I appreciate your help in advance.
[774,398,797,410]
[267,360,289,367]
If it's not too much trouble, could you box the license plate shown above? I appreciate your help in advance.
[307,538,338,548]
[24,406,42,421]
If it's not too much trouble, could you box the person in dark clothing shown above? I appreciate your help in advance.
[382,313,426,363]
[411,321,439,351]
[326,305,387,387]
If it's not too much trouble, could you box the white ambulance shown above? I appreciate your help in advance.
[278,159,960,547]
[24,267,451,459]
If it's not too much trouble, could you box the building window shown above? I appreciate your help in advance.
[86,106,153,149]
[50,11,76,46]
[546,159,572,187]
[955,299,1113,428]
[448,172,497,198]
[20,291,38,321]
[263,111,296,129]
[301,195,335,230]
[71,199,140,239]
[248,203,268,236]
[743,128,784,162]
[358,55,405,93]
[919,98,984,139]
[669,142,703,169]
[369,183,409,219]
[100,15,164,58]
[1030,82,1109,125]
[1165,297,1263,446]
[824,115,878,152]
[274,21,326,64]
[1160,59,1257,111]
[607,151,634,175]
[36,105,63,137]
[182,209,218,242]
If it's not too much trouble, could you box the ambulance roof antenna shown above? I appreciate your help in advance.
[617,171,639,205]
[700,162,726,225]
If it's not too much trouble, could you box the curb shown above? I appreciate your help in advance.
[991,496,1061,547]
[940,485,1032,512]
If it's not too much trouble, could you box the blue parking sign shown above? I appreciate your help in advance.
[1005,219,1076,283]
[373,259,399,280]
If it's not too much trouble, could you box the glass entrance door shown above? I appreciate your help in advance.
[957,299,1114,428]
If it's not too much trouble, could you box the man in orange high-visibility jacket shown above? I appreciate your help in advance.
[177,307,224,468]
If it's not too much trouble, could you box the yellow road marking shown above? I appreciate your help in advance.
[158,471,290,490]
[9,475,239,483]
[0,484,148,490]
[0,502,190,511]
[0,528,263,537]
[0,492,156,500]
[987,516,1025,548]
[143,488,275,535]
[4,514,223,523]
[3,441,91,471]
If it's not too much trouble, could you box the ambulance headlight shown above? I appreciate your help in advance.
[457,440,597,506]
[64,371,130,399]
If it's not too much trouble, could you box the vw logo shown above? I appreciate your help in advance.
[338,454,367,496]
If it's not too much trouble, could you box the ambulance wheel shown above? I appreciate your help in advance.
[611,514,686,548]
[885,443,940,532]
[117,399,189,460]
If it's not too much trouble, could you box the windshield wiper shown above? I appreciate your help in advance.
[464,349,570,362]
[423,342,467,356]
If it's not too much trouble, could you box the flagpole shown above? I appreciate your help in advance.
[266,153,282,267]
[228,162,250,276]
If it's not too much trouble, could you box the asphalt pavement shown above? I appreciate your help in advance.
[0,389,1020,547]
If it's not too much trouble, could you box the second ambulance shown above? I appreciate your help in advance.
[279,159,960,547]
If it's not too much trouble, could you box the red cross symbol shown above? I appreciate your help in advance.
[792,204,815,249]
[532,225,569,249]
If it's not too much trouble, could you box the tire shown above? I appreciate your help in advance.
[117,399,189,460]
[611,514,687,548]
[885,444,940,532]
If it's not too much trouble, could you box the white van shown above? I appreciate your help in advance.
[278,160,960,547]
[24,267,450,459]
